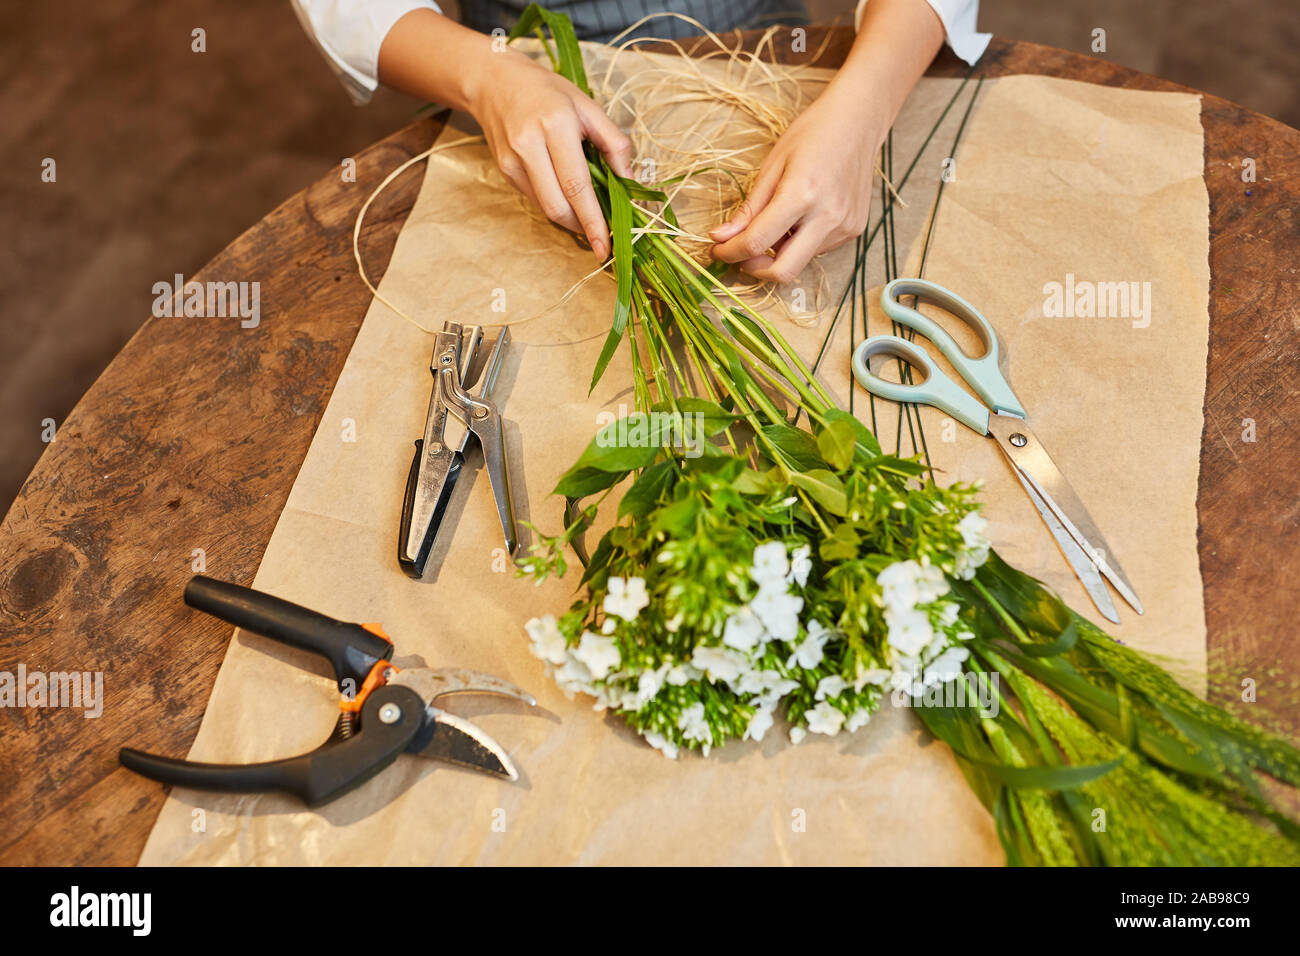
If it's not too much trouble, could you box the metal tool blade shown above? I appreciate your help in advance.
[987,415,1143,615]
[410,710,519,780]
[391,667,536,707]
[1009,462,1119,624]
[390,668,534,780]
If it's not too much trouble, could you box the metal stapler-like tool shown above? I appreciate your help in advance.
[399,321,520,578]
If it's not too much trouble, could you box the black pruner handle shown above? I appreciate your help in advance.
[398,438,427,578]
[184,576,393,691]
[120,684,425,807]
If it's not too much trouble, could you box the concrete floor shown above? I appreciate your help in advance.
[2,0,1296,513]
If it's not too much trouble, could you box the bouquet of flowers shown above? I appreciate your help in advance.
[512,6,1300,866]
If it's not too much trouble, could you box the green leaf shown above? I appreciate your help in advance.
[823,408,882,457]
[964,758,1121,791]
[1018,619,1079,657]
[818,522,859,561]
[649,397,737,440]
[554,465,626,498]
[590,170,635,392]
[789,469,848,516]
[508,5,590,94]
[618,460,675,517]
[760,423,825,471]
[568,414,680,474]
[653,496,699,536]
[732,468,778,495]
[816,418,858,471]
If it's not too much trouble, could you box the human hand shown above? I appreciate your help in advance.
[466,51,633,261]
[709,84,886,285]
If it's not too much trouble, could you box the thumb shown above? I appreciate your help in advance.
[710,162,782,241]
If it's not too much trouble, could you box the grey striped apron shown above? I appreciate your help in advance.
[459,0,810,43]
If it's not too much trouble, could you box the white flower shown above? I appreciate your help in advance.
[735,668,799,698]
[815,674,848,701]
[884,606,933,656]
[745,706,775,742]
[665,662,702,686]
[620,665,667,711]
[789,726,807,745]
[786,619,832,669]
[787,544,812,587]
[845,709,872,732]
[722,605,765,651]
[923,646,970,687]
[573,630,621,680]
[553,656,594,698]
[750,587,803,642]
[853,667,891,691]
[877,560,919,610]
[958,511,990,549]
[750,541,789,587]
[953,547,989,581]
[955,629,975,642]
[805,701,846,736]
[935,601,960,628]
[603,576,650,621]
[524,615,567,665]
[678,702,712,745]
[691,645,748,684]
[953,514,991,580]
[643,730,678,759]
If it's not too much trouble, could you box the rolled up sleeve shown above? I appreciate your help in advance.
[291,0,442,104]
[855,0,991,66]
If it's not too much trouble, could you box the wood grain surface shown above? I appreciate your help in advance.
[2,31,1296,865]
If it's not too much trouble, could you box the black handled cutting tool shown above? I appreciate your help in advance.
[399,321,521,578]
[119,577,533,807]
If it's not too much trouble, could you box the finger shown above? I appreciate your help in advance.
[740,218,831,285]
[546,126,611,260]
[574,97,634,179]
[496,150,543,206]
[709,160,783,242]
[517,143,584,236]
[711,184,809,264]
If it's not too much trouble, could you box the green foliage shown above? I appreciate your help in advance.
[515,6,1300,866]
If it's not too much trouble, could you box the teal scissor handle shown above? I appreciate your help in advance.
[879,278,1026,418]
[852,336,991,435]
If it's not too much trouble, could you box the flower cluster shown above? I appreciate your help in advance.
[525,540,885,757]
[870,510,990,697]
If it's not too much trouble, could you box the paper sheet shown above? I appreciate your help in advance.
[138,52,1208,865]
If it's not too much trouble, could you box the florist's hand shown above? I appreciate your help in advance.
[467,51,633,261]
[709,87,886,284]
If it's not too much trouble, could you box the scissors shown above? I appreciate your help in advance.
[851,278,1142,624]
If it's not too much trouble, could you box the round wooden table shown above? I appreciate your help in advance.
[2,31,1296,864]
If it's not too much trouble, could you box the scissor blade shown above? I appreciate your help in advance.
[1009,463,1120,624]
[409,709,519,781]
[988,415,1143,615]
[400,445,462,577]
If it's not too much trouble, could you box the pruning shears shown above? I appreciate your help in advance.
[399,320,520,578]
[120,576,534,807]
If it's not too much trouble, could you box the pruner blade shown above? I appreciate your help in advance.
[391,668,534,781]
[399,321,520,578]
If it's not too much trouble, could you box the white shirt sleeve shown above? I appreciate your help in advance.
[291,0,442,104]
[855,0,991,66]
